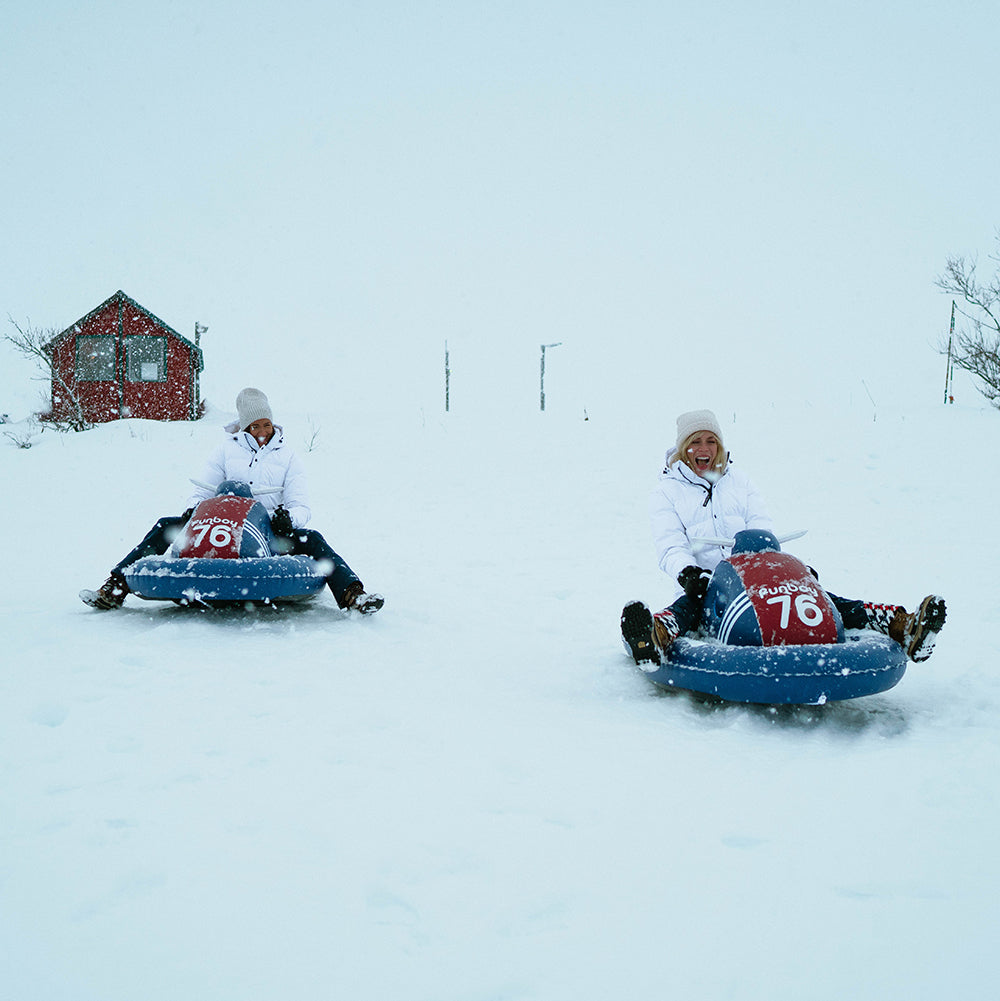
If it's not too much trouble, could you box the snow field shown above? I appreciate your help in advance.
[1,398,998,1000]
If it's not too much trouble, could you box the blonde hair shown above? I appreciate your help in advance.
[674,429,727,476]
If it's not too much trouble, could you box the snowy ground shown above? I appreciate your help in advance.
[1,395,998,1000]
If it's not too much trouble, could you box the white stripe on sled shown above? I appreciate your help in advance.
[718,592,754,645]
[244,523,271,556]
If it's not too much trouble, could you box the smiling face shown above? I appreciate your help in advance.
[245,418,275,446]
[685,431,720,477]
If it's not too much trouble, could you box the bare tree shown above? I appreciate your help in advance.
[935,231,1000,408]
[4,317,92,431]
[2,417,42,449]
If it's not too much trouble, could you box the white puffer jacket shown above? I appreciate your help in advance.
[186,427,311,529]
[650,450,772,595]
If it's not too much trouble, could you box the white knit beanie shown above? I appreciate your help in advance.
[675,409,724,453]
[225,387,273,433]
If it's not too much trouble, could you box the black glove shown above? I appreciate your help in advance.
[677,565,712,601]
[270,505,294,537]
[180,507,195,523]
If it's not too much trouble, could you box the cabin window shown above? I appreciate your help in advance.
[126,336,167,382]
[75,335,116,381]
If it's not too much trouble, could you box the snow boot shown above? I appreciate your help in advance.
[342,580,384,615]
[889,595,947,662]
[864,596,946,662]
[621,602,681,666]
[80,571,130,610]
[621,601,659,665]
[653,608,682,650]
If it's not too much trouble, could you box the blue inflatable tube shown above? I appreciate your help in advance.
[642,631,908,705]
[124,554,328,605]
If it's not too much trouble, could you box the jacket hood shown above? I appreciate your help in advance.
[223,413,281,434]
[229,426,285,452]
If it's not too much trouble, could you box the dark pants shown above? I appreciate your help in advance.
[667,592,703,635]
[276,529,362,608]
[669,590,868,636]
[113,516,188,573]
[114,517,362,608]
[825,593,869,630]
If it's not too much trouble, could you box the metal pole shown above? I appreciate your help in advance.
[540,342,562,411]
[194,322,207,420]
[445,340,450,412]
[117,296,125,419]
[944,300,955,404]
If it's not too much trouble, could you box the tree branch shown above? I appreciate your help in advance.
[4,317,93,431]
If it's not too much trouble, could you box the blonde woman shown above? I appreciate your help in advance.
[621,409,945,666]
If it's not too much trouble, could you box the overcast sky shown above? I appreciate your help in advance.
[2,1,997,421]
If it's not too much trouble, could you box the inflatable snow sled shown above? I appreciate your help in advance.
[123,480,328,607]
[635,530,907,705]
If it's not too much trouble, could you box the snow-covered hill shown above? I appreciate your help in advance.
[1,394,997,1000]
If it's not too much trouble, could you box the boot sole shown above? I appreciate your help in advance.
[79,588,123,610]
[621,601,661,666]
[355,594,385,614]
[909,595,946,662]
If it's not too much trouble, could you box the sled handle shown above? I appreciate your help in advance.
[189,478,283,496]
[776,529,808,544]
[690,535,738,547]
[690,529,808,548]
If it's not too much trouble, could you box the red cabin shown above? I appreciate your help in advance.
[46,290,205,424]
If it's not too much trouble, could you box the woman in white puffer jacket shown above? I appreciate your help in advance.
[185,412,311,528]
[621,409,946,667]
[81,388,382,614]
[650,430,772,588]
